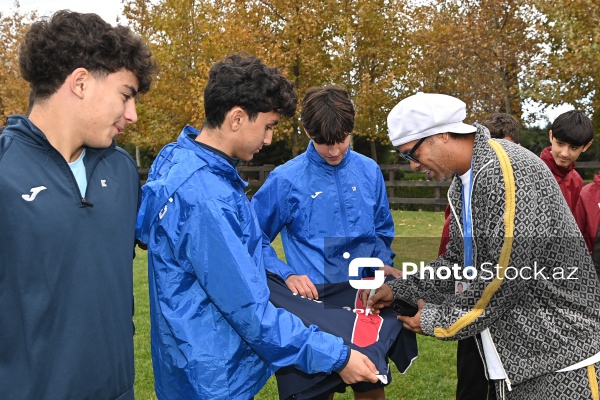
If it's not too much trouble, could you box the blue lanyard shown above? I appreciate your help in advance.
[461,169,474,268]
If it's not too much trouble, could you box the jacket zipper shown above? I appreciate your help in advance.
[487,333,512,392]
[450,159,513,392]
[79,151,106,207]
[470,159,512,392]
[334,168,350,237]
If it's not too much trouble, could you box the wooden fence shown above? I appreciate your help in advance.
[141,161,600,209]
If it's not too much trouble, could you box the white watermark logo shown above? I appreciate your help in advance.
[345,252,385,289]
[401,261,578,281]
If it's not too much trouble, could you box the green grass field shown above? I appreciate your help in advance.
[133,210,458,399]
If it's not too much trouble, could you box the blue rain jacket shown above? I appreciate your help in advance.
[136,127,348,400]
[252,141,395,283]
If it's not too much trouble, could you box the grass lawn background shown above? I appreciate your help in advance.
[133,210,458,399]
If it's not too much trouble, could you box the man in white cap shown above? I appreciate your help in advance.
[390,92,493,400]
[368,92,600,398]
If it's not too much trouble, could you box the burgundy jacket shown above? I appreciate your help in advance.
[575,173,600,252]
[540,146,583,215]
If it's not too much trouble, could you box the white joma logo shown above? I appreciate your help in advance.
[22,186,47,201]
[159,198,174,219]
[311,191,323,199]
[159,205,168,219]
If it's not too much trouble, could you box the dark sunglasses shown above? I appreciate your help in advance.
[399,137,426,163]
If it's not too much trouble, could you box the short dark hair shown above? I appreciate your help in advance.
[301,86,354,145]
[481,113,520,144]
[203,53,297,129]
[551,110,593,146]
[19,10,157,100]
[448,132,475,140]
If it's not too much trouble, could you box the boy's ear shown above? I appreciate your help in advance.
[227,107,245,132]
[69,68,90,99]
[583,140,593,152]
[548,130,553,142]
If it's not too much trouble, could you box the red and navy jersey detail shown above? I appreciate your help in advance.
[267,272,418,400]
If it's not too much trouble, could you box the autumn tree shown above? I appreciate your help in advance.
[239,0,343,157]
[122,0,213,152]
[121,0,578,163]
[0,6,35,122]
[328,0,411,161]
[403,0,546,123]
[229,0,413,160]
[123,0,314,157]
[531,0,600,132]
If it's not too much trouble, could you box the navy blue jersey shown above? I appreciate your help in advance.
[267,273,418,400]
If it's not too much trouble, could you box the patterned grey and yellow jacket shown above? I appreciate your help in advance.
[389,125,600,388]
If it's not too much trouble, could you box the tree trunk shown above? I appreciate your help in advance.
[135,146,141,168]
[502,69,512,114]
[370,140,377,162]
[292,118,299,157]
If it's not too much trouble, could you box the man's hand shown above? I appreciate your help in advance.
[338,349,379,384]
[398,299,426,335]
[363,284,395,315]
[381,265,402,279]
[285,274,319,299]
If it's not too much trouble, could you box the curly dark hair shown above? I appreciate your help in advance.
[203,53,297,129]
[19,10,158,100]
[301,86,354,145]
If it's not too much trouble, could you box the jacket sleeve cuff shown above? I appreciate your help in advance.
[281,271,295,280]
[333,345,350,373]
[374,238,395,267]
[361,267,376,278]
[265,258,295,281]
[420,303,441,336]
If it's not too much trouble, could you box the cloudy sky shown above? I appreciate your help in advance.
[0,0,124,24]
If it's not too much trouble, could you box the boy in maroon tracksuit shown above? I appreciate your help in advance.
[575,173,600,253]
[539,110,593,215]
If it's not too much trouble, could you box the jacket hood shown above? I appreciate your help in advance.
[4,115,117,156]
[136,126,246,244]
[5,115,53,149]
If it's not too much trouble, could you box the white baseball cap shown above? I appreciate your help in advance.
[387,93,476,147]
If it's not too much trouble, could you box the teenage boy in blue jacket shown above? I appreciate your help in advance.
[252,86,399,400]
[136,54,379,400]
[0,11,157,400]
